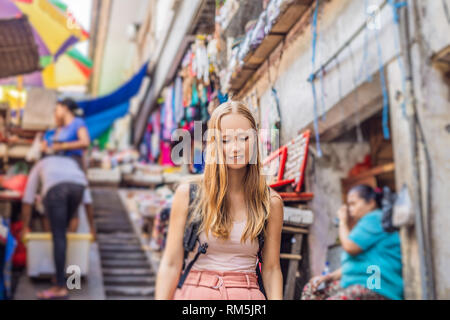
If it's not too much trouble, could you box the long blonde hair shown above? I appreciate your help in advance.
[188,101,271,243]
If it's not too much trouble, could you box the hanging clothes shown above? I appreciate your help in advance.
[193,38,209,84]
[174,76,184,124]
[151,110,161,162]
[191,80,200,106]
[162,86,175,141]
[160,140,174,166]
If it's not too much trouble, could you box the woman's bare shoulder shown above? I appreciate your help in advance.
[268,188,283,221]
[174,182,191,203]
[269,187,283,202]
[168,183,191,220]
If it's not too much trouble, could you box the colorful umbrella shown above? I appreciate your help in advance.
[0,0,89,60]
[40,47,92,88]
[0,0,91,88]
[0,48,92,88]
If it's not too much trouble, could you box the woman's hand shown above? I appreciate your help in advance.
[337,205,349,226]
[309,274,332,292]
[52,142,62,152]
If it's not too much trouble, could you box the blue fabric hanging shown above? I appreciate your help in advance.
[78,61,148,117]
[374,20,391,140]
[85,102,129,140]
[218,90,228,104]
[0,219,16,300]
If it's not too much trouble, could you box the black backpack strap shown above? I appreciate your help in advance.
[181,183,197,270]
[177,183,208,289]
[255,186,270,299]
[177,240,208,289]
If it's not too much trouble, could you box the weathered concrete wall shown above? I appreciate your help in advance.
[247,0,399,145]
[240,0,450,298]
[386,0,450,299]
[246,0,400,280]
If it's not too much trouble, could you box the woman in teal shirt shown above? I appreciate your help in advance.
[302,185,404,300]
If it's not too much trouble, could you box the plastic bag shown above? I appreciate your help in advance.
[392,184,414,228]
[25,133,42,162]
[381,186,398,232]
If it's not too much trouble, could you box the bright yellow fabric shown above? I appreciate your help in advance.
[14,0,87,55]
[42,54,87,88]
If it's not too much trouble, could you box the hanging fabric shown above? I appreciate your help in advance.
[144,123,153,163]
[162,86,175,141]
[0,218,16,300]
[151,109,161,161]
[160,140,174,166]
[193,37,209,84]
[218,90,228,104]
[174,76,184,124]
[191,80,199,106]
[78,61,148,117]
[373,11,391,139]
[200,84,209,122]
[85,102,129,140]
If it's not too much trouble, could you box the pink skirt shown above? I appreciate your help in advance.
[173,270,266,300]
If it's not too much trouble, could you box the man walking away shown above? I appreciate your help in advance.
[21,156,88,299]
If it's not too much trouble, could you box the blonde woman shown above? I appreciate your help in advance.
[155,101,284,300]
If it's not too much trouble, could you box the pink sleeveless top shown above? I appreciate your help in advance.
[190,219,259,273]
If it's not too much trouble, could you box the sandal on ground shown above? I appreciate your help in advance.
[36,288,69,300]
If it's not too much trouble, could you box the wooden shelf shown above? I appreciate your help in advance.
[228,0,313,92]
[343,162,395,185]
[8,127,40,139]
[282,225,308,234]
[280,253,302,261]
[279,192,314,202]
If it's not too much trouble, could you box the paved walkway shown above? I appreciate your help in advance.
[13,242,105,300]
[13,207,105,300]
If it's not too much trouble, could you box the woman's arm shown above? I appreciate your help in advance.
[329,267,342,281]
[53,126,90,152]
[261,192,284,300]
[155,183,190,300]
[309,267,342,291]
[337,206,362,256]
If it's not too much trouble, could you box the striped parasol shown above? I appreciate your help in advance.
[0,0,90,88]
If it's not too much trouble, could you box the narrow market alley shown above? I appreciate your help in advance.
[0,0,449,304]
